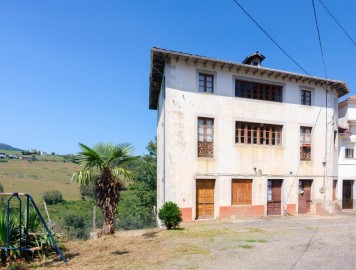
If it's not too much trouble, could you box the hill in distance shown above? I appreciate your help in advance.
[0,143,23,151]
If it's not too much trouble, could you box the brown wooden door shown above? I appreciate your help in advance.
[298,180,312,214]
[196,179,215,219]
[267,180,282,215]
[232,179,252,205]
[343,180,353,209]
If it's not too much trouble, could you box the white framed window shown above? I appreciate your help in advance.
[346,148,354,158]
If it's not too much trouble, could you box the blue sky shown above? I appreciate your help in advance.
[0,0,355,155]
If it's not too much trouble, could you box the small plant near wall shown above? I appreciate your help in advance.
[158,202,182,230]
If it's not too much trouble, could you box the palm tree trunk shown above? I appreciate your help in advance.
[96,167,121,235]
[102,210,115,234]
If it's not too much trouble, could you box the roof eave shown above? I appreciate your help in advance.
[148,47,350,110]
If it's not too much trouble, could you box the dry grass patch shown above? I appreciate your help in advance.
[0,160,80,201]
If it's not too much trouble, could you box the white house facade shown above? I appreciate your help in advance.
[338,96,356,210]
[149,47,349,222]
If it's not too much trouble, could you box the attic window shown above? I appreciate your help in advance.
[252,61,259,66]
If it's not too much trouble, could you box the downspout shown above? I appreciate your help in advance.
[162,73,166,205]
[323,88,328,211]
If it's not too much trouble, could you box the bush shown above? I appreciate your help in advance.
[158,202,182,230]
[63,212,87,239]
[80,181,97,201]
[43,190,63,205]
[117,191,156,230]
[46,200,102,240]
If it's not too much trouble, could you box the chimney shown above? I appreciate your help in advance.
[242,51,266,67]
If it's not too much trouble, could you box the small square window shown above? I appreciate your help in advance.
[199,73,214,93]
[301,90,312,106]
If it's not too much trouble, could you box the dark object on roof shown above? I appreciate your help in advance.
[242,51,266,66]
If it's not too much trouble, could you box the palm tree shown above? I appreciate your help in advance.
[72,142,134,234]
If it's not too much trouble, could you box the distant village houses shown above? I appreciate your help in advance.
[149,47,350,222]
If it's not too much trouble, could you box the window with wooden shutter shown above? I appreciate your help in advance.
[232,179,252,205]
[300,127,312,161]
[198,117,214,158]
[235,79,282,102]
[235,122,282,146]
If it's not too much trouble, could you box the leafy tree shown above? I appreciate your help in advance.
[117,191,156,230]
[72,143,135,235]
[128,138,157,192]
[117,139,157,230]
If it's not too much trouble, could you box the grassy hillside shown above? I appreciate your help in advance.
[0,159,81,201]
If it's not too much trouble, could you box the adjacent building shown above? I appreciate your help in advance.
[149,47,349,221]
[338,96,356,210]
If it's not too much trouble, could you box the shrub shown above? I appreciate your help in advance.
[43,190,63,205]
[116,191,156,230]
[158,202,182,230]
[80,181,97,201]
[63,212,87,239]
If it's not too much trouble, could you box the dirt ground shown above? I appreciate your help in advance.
[31,213,356,270]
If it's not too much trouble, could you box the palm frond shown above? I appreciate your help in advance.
[71,169,94,186]
[108,143,135,165]
[78,143,104,169]
[112,167,133,180]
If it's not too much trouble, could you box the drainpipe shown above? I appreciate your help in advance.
[162,74,166,205]
[322,88,328,211]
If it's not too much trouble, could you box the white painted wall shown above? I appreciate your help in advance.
[338,101,356,208]
[157,58,339,219]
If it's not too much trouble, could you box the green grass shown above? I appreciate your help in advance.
[245,239,267,243]
[175,244,211,255]
[0,159,81,202]
[239,244,254,249]
[0,150,22,155]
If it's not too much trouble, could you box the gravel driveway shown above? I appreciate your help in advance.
[41,213,356,270]
[166,213,356,270]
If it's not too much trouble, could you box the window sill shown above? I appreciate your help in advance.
[197,157,215,160]
[235,144,284,149]
[233,96,283,104]
[231,204,252,206]
[198,91,214,95]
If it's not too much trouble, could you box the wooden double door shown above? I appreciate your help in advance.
[196,179,215,219]
[342,180,354,209]
[267,180,283,215]
[298,180,312,214]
